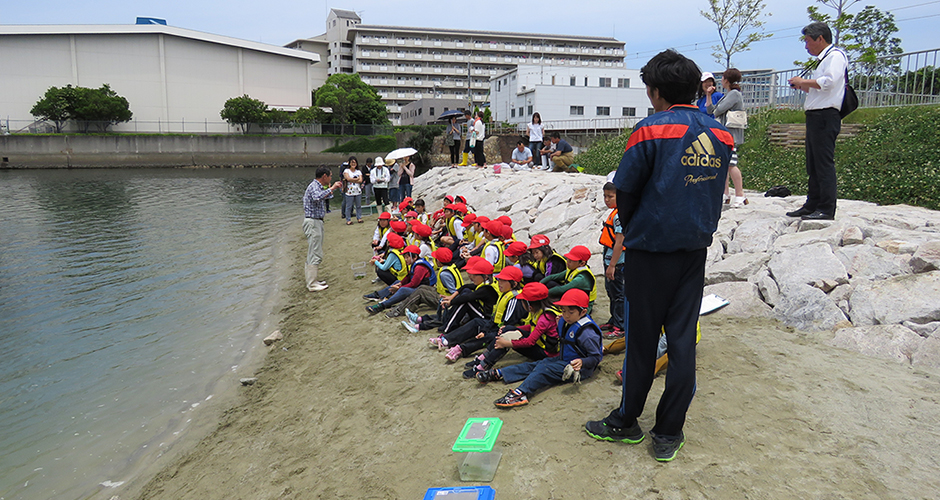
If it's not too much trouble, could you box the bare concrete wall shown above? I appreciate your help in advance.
[0,135,384,168]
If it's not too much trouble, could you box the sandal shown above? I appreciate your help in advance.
[346,221,353,225]
[357,219,364,223]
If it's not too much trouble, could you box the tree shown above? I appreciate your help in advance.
[313,74,388,125]
[897,66,940,96]
[70,84,133,133]
[701,0,772,68]
[405,125,445,172]
[292,106,325,134]
[220,95,268,134]
[30,86,73,132]
[844,5,903,82]
[264,108,290,133]
[808,0,859,46]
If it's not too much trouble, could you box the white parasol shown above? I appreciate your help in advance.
[386,147,418,160]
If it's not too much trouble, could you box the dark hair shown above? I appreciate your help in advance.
[517,140,525,146]
[347,156,358,167]
[315,165,332,179]
[723,68,742,91]
[517,250,537,269]
[532,112,541,124]
[640,49,701,106]
[476,111,485,119]
[463,109,472,116]
[550,131,561,139]
[534,244,555,257]
[802,22,832,44]
[603,181,616,192]
[524,298,555,313]
[414,198,425,207]
[365,157,374,165]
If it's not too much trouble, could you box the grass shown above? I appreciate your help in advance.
[576,105,940,210]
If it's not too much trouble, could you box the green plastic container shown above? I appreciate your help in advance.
[453,418,503,481]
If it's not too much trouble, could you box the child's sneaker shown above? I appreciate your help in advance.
[494,389,527,408]
[444,345,462,362]
[475,368,501,384]
[584,420,645,444]
[363,291,381,301]
[428,336,443,349]
[598,323,613,331]
[652,432,685,462]
[405,309,420,324]
[365,304,384,315]
[402,320,419,334]
[602,327,625,340]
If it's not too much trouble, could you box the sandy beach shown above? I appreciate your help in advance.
[134,214,940,500]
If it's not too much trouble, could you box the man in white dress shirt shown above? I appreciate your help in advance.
[786,22,847,221]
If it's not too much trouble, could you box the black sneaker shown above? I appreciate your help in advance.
[785,207,813,217]
[363,291,381,301]
[651,432,685,462]
[584,420,645,444]
[475,369,501,384]
[365,304,384,315]
[494,389,527,408]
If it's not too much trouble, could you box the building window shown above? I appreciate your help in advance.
[596,106,610,116]
[527,105,533,115]
[622,107,636,117]
[518,107,524,116]
[418,108,422,115]
[570,76,576,86]
[570,105,584,116]
[648,108,656,116]
[618,78,630,88]
[511,108,516,118]
[599,77,611,87]
[430,107,435,116]
[584,77,588,86]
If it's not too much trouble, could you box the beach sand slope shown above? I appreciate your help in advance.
[136,216,940,500]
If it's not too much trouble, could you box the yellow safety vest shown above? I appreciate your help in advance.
[435,264,464,295]
[493,289,520,327]
[564,266,597,302]
[482,239,506,272]
[446,215,463,238]
[524,306,560,353]
[388,249,408,281]
[535,251,566,275]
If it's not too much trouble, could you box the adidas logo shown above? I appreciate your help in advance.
[681,132,722,168]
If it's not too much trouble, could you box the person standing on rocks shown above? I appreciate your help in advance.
[303,166,343,292]
[786,22,847,221]
[584,49,732,462]
[472,110,487,167]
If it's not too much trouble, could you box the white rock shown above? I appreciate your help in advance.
[774,283,848,332]
[768,242,849,292]
[841,226,865,246]
[827,324,924,363]
[705,252,771,285]
[849,271,940,326]
[912,335,940,370]
[702,281,773,318]
[902,320,940,338]
[726,218,788,254]
[836,245,912,280]
[909,240,940,273]
[536,184,575,212]
[750,268,781,307]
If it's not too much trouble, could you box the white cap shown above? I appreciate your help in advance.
[375,156,384,165]
[701,72,715,82]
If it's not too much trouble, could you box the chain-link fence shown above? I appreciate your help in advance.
[0,118,394,136]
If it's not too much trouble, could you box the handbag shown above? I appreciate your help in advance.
[840,68,858,118]
[726,110,748,129]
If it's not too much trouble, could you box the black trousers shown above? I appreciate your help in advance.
[605,247,706,439]
[449,143,460,163]
[473,142,485,166]
[803,108,841,216]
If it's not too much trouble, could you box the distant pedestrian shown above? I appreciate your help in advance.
[786,22,847,221]
[400,156,416,200]
[706,68,748,208]
[696,72,723,118]
[472,111,486,167]
[387,157,401,209]
[303,166,343,292]
[342,156,363,224]
[447,116,462,165]
[458,110,473,166]
[548,132,575,172]
[527,112,544,167]
[372,156,390,214]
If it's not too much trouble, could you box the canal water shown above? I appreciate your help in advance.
[0,167,319,500]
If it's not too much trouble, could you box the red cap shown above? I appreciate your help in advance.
[461,213,478,227]
[403,197,413,204]
[431,247,453,263]
[564,245,592,262]
[517,282,549,301]
[455,195,467,204]
[405,210,418,218]
[463,259,495,275]
[444,195,456,203]
[484,220,504,236]
[399,200,411,211]
[496,215,512,226]
[444,203,460,211]
[504,241,528,257]
[528,234,551,249]
[464,256,488,268]
[454,203,468,214]
[407,218,422,226]
[475,216,491,225]
[378,212,392,220]
[386,233,405,249]
[413,223,432,238]
[390,220,407,233]
[403,245,421,255]
[554,288,590,308]
[500,224,514,239]
[495,266,523,282]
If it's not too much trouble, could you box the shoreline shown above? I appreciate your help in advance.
[133,206,940,499]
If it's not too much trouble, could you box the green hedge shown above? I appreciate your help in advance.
[577,105,940,210]
[322,135,397,153]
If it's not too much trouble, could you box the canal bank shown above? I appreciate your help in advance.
[0,135,385,168]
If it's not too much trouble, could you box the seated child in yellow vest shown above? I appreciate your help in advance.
[481,220,507,272]
[396,247,465,324]
[503,241,541,283]
[415,257,497,333]
[540,245,597,314]
[369,232,406,286]
[371,211,393,254]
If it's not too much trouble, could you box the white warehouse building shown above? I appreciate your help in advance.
[490,65,652,132]
[0,24,321,133]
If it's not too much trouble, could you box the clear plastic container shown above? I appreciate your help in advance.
[457,447,502,482]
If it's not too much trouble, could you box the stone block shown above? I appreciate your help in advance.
[827,324,924,363]
[912,335,940,371]
[836,245,912,280]
[849,271,940,326]
[773,283,848,332]
[768,242,848,291]
[705,252,771,285]
[841,226,865,246]
[536,184,575,212]
[902,320,940,338]
[910,240,940,273]
[702,281,773,318]
[726,218,788,254]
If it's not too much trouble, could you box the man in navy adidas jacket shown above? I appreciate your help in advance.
[584,49,732,462]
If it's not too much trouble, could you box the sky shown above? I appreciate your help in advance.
[2,0,938,73]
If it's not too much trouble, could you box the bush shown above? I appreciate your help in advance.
[575,105,940,210]
[323,135,397,153]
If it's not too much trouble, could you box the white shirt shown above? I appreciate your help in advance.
[372,166,390,188]
[805,45,847,111]
[474,118,485,141]
[527,122,543,142]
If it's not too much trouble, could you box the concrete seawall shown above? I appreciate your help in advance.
[0,135,382,168]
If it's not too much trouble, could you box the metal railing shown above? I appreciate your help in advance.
[0,118,394,136]
[741,48,940,111]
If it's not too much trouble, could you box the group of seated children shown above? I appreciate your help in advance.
[362,191,625,409]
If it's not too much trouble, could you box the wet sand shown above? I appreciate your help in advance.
[135,215,940,500]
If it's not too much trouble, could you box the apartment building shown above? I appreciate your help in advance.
[301,9,626,124]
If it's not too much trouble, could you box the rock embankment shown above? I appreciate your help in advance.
[414,166,940,370]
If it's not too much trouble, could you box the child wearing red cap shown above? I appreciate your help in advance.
[369,232,407,286]
[366,245,436,315]
[392,247,465,320]
[503,241,540,283]
[417,258,498,334]
[540,245,597,313]
[432,265,527,362]
[412,223,435,260]
[463,282,560,378]
[528,235,567,277]
[481,220,506,273]
[371,212,393,254]
[477,289,603,409]
[437,204,465,248]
